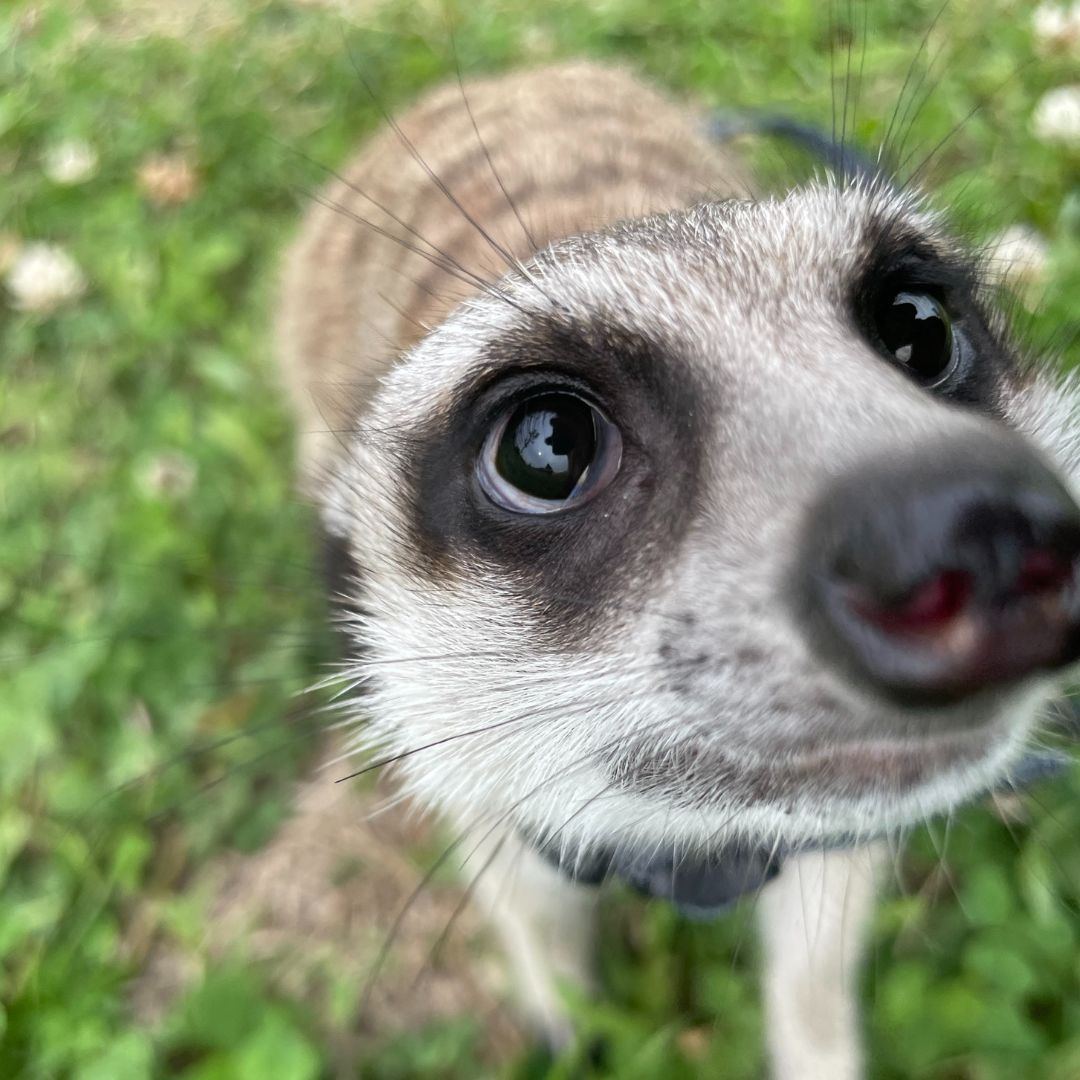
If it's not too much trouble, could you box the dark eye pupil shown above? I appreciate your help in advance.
[495,393,597,500]
[875,290,954,382]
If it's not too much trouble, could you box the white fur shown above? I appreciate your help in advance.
[759,845,888,1080]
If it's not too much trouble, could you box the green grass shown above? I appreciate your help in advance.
[3,0,1080,1077]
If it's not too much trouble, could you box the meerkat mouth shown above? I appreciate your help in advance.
[524,740,1068,919]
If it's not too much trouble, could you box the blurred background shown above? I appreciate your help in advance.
[3,1,1080,1077]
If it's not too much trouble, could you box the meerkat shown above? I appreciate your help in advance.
[275,62,1080,1078]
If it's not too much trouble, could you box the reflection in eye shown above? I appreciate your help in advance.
[496,395,598,501]
[478,390,623,515]
[875,290,956,384]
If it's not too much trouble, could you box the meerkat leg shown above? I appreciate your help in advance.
[758,844,887,1080]
[461,821,599,1052]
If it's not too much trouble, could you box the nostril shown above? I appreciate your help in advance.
[844,547,1079,641]
[849,569,973,637]
[1017,548,1075,598]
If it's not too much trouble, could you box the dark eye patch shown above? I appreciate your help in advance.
[852,223,1016,412]
[400,312,708,642]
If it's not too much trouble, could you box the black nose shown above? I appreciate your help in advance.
[798,435,1080,705]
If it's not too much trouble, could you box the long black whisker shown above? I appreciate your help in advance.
[885,5,951,172]
[447,24,538,256]
[341,35,528,280]
[355,729,636,1016]
[300,187,511,307]
[412,782,617,997]
[280,138,509,304]
[901,57,1041,187]
[332,683,677,784]
[840,0,855,159]
[877,0,950,169]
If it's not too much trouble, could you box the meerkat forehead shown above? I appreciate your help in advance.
[376,182,974,428]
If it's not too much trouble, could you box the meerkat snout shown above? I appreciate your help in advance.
[796,430,1080,708]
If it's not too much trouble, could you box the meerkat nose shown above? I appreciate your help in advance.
[796,432,1080,708]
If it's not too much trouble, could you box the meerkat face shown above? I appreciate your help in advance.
[327,182,1080,860]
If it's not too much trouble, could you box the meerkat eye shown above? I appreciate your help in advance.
[478,391,622,514]
[873,289,957,386]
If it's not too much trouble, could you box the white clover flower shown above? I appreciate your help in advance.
[1033,3,1080,53]
[42,138,99,185]
[985,225,1050,293]
[1032,85,1080,146]
[4,242,87,313]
